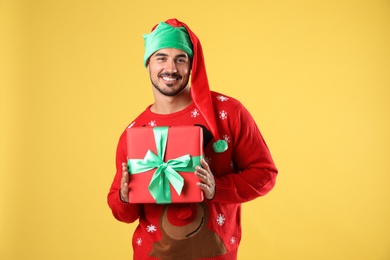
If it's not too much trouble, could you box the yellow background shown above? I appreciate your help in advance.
[1,0,389,259]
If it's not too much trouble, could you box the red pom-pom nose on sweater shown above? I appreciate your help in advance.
[167,204,197,226]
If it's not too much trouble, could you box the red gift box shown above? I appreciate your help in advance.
[126,126,204,204]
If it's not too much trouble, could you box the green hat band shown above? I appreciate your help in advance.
[143,22,193,67]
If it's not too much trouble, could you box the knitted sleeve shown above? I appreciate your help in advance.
[107,131,141,223]
[212,103,278,203]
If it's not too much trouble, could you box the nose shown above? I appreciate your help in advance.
[166,60,177,73]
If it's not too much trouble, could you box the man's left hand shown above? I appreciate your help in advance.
[195,158,215,200]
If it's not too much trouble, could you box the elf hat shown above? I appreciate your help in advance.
[143,22,193,67]
[143,18,227,153]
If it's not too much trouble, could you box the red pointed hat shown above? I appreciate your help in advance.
[146,18,228,153]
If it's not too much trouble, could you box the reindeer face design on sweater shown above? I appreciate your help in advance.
[150,202,227,259]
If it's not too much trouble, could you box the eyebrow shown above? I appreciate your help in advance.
[154,53,168,57]
[154,52,189,59]
[175,53,189,59]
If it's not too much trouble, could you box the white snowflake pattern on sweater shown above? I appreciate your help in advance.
[219,110,228,120]
[216,214,225,226]
[146,224,157,233]
[148,120,157,127]
[216,95,229,102]
[190,109,200,118]
[222,134,230,143]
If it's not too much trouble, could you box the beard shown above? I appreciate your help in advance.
[150,72,190,97]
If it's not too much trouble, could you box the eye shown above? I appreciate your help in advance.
[157,57,167,61]
[177,58,188,63]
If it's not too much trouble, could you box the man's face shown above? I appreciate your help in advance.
[147,48,191,97]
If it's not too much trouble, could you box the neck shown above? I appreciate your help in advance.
[150,87,192,114]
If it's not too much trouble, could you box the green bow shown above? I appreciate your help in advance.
[128,126,202,204]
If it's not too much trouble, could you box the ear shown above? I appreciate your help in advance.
[146,58,150,68]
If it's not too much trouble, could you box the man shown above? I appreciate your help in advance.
[107,18,278,260]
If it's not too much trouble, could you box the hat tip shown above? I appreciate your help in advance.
[212,140,228,153]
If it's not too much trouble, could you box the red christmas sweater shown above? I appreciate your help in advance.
[107,91,278,260]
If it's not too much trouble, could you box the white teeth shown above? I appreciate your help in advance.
[162,77,176,82]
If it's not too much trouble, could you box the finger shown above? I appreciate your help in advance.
[120,188,129,203]
[196,182,214,200]
[122,163,129,180]
[196,182,208,189]
[197,163,211,175]
[196,181,210,193]
[195,166,208,181]
[200,159,214,180]
[122,162,128,173]
[121,170,129,192]
[200,158,210,171]
[120,181,129,203]
[120,162,130,202]
[195,165,205,175]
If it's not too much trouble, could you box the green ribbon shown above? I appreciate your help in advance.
[128,126,202,204]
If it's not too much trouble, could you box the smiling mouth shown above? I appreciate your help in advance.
[162,76,178,82]
[159,73,181,82]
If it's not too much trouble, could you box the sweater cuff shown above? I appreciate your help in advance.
[115,190,139,217]
[212,178,234,203]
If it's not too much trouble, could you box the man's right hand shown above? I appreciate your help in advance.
[120,162,129,203]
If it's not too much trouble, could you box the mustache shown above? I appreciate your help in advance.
[158,72,182,79]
